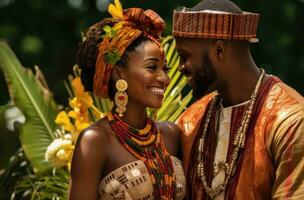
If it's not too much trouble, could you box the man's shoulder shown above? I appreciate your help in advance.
[265,77,304,121]
[269,77,304,110]
[177,92,216,136]
[178,93,213,120]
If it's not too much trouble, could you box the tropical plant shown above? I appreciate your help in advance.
[0,42,58,173]
[0,35,192,199]
[157,36,193,122]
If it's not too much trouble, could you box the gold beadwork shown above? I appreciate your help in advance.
[139,123,152,135]
[116,79,128,91]
[196,68,265,199]
[131,134,156,146]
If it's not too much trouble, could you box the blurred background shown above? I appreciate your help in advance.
[0,0,303,169]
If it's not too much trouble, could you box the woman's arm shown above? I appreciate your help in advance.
[69,126,108,200]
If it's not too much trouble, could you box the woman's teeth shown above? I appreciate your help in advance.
[149,87,165,95]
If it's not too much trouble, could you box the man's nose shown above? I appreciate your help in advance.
[178,64,186,73]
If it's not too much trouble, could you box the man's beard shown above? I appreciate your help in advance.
[192,53,217,99]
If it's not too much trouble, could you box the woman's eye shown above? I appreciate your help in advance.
[146,64,157,71]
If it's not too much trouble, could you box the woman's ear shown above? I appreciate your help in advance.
[112,66,124,81]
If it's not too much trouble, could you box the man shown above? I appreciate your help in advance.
[173,0,304,199]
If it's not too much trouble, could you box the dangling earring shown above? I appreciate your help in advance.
[115,79,128,117]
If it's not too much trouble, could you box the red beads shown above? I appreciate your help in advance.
[107,112,176,199]
[118,95,125,101]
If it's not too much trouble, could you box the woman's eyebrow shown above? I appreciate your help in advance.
[144,57,159,63]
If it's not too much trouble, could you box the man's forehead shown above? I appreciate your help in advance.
[176,37,197,44]
[175,37,209,48]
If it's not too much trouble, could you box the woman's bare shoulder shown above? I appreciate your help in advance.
[156,121,181,140]
[78,118,113,143]
[156,121,181,157]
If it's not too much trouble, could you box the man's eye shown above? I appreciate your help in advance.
[179,54,187,63]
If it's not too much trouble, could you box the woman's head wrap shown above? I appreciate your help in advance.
[93,0,165,98]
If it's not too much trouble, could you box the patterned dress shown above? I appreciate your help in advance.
[99,156,186,199]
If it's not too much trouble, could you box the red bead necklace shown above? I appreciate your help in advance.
[108,112,176,199]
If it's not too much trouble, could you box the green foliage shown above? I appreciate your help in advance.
[0,104,11,132]
[0,149,67,200]
[156,36,193,122]
[0,104,21,169]
[12,168,69,200]
[0,149,29,200]
[93,95,113,114]
[102,25,118,39]
[0,149,68,200]
[105,48,121,65]
[0,42,57,173]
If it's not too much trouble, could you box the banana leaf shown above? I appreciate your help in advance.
[155,36,193,121]
[0,42,57,172]
[168,91,193,122]
[157,76,187,119]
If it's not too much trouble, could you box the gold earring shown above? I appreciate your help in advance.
[115,79,128,117]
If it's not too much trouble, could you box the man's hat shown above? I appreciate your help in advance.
[173,8,259,43]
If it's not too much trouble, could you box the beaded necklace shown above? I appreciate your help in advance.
[108,112,176,200]
[197,69,265,199]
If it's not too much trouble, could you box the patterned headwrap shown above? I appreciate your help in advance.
[173,8,259,43]
[93,0,165,98]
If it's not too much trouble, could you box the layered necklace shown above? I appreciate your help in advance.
[197,69,265,199]
[108,112,176,200]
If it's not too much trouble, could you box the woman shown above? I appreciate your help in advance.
[69,2,186,200]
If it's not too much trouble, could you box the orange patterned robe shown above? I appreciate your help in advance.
[177,76,304,200]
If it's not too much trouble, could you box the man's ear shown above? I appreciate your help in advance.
[212,40,226,62]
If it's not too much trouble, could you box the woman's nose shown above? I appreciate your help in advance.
[157,70,170,86]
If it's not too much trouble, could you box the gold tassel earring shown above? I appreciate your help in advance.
[115,79,128,117]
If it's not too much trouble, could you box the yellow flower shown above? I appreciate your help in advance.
[108,0,123,18]
[57,77,107,143]
[68,108,90,123]
[71,77,93,108]
[69,99,89,121]
[92,105,107,119]
[75,120,90,131]
[69,120,91,143]
[55,111,74,133]
[48,76,109,169]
